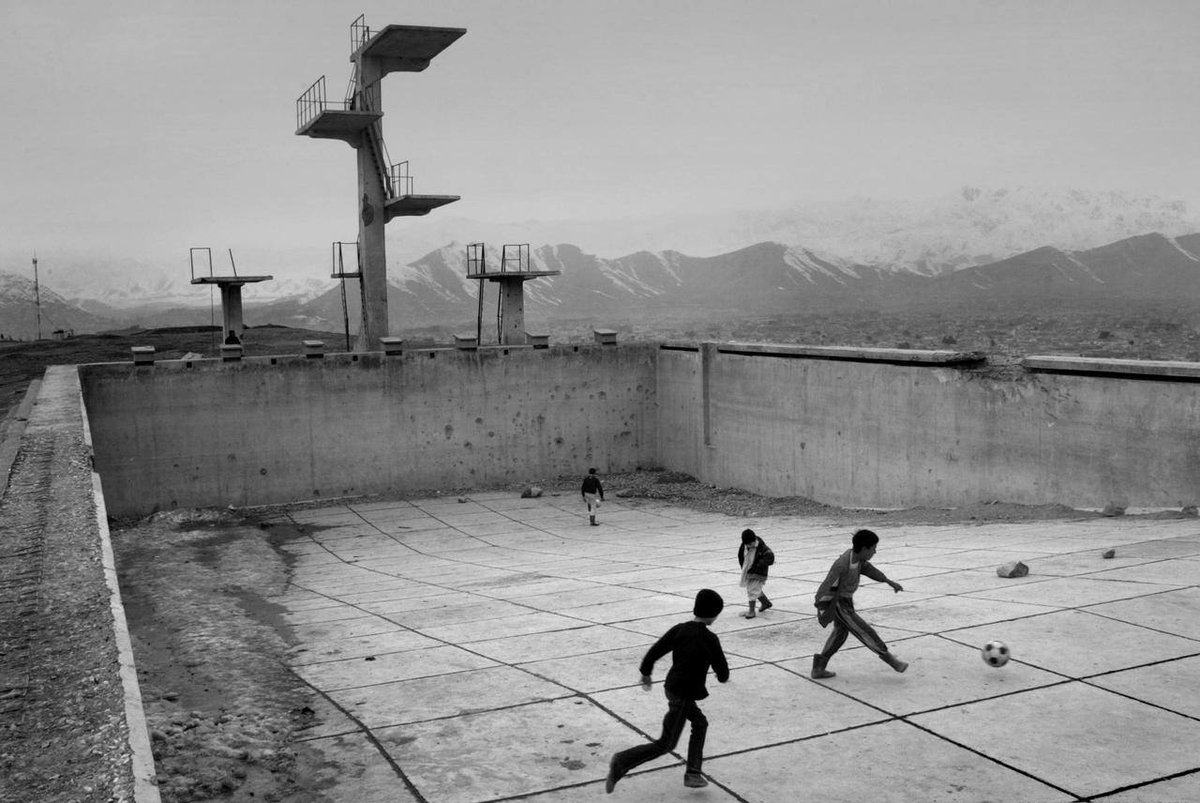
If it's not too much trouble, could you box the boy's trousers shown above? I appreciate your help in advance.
[610,690,708,775]
[819,597,889,657]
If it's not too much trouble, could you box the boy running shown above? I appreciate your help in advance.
[606,588,729,792]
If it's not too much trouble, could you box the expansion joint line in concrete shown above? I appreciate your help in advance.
[309,503,692,632]
[759,645,1079,791]
[280,510,763,798]
[900,716,1086,800]
[765,635,1197,803]
[1087,767,1200,802]
[291,674,430,803]
[525,687,754,803]
[283,521,618,700]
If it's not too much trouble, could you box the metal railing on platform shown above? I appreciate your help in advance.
[350,14,372,54]
[296,75,328,131]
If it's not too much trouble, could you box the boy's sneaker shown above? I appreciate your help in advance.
[605,755,620,793]
[683,772,708,788]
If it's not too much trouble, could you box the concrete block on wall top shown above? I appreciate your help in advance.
[380,337,405,355]
[593,329,617,345]
[526,332,550,349]
[220,344,243,362]
[303,340,325,359]
[454,334,478,350]
[130,346,155,366]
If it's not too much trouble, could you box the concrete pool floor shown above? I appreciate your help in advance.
[264,493,1200,802]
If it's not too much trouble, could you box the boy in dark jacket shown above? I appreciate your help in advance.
[606,588,730,793]
[812,528,907,678]
[581,467,604,526]
[737,528,774,618]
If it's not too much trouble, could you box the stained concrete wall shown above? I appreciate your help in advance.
[656,343,1200,510]
[80,344,658,517]
[80,339,1200,517]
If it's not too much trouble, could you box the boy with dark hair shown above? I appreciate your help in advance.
[581,467,604,526]
[736,528,774,618]
[606,588,730,793]
[812,528,907,678]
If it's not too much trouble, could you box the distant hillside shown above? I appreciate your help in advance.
[0,273,114,340]
[920,232,1200,310]
[271,232,1200,332]
[4,229,1200,340]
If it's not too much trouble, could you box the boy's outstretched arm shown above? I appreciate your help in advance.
[862,561,903,592]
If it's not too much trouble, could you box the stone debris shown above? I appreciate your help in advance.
[1102,549,1116,559]
[520,485,543,498]
[1102,504,1126,517]
[997,560,1029,578]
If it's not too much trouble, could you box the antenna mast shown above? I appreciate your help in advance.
[32,253,42,340]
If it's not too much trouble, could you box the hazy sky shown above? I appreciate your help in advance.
[2,0,1199,272]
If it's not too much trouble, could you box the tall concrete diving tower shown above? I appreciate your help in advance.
[296,15,464,351]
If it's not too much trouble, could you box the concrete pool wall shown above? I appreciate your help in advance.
[77,341,1200,518]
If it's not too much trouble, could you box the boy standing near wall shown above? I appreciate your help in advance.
[736,528,774,618]
[812,528,908,678]
[606,588,729,793]
[582,467,604,526]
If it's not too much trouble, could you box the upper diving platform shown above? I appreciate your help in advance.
[352,25,466,75]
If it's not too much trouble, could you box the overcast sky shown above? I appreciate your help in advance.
[2,0,1198,273]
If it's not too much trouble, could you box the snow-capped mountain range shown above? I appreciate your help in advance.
[2,187,1199,339]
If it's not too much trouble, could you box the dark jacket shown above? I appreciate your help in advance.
[639,620,729,701]
[581,474,604,498]
[736,537,775,578]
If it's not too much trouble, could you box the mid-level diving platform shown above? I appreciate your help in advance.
[296,108,382,143]
[385,194,460,220]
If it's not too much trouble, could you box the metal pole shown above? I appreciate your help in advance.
[32,254,42,340]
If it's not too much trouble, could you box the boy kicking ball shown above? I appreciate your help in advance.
[812,528,908,678]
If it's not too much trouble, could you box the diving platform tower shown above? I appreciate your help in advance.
[466,243,560,346]
[296,16,464,351]
[189,247,272,343]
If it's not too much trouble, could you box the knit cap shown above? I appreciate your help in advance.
[693,588,724,618]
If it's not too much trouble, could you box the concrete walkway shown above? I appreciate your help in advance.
[265,493,1200,802]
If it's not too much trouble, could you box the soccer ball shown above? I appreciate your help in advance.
[981,641,1010,667]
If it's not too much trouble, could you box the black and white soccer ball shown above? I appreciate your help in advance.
[981,640,1010,667]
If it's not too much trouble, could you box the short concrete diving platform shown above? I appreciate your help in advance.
[188,248,273,344]
[190,276,274,287]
